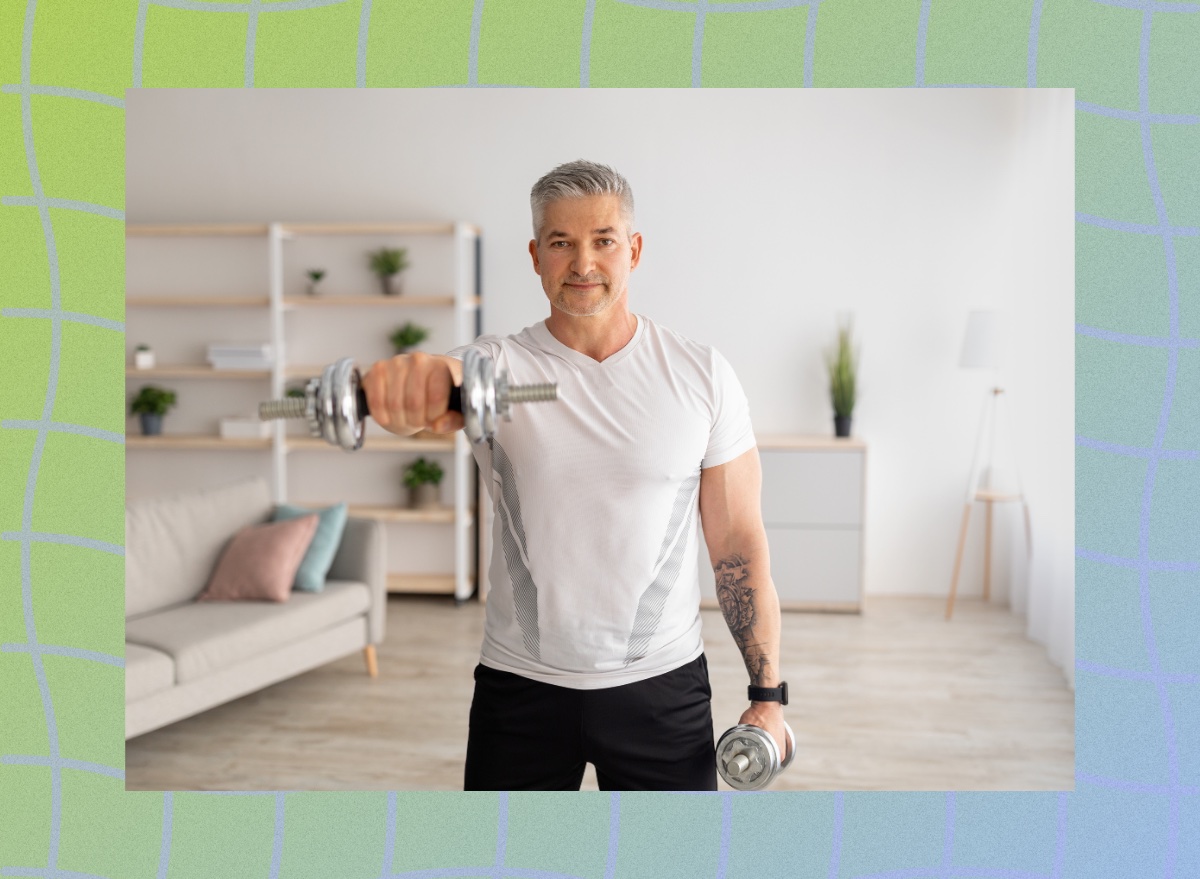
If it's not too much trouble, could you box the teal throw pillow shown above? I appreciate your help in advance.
[271,502,349,593]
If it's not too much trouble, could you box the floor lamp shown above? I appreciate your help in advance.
[946,310,1033,621]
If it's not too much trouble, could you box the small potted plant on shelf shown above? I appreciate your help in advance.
[403,457,444,510]
[390,321,430,354]
[133,344,155,370]
[306,268,326,296]
[130,385,177,437]
[824,316,860,439]
[368,246,410,296]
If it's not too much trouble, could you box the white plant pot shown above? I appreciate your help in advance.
[134,350,155,369]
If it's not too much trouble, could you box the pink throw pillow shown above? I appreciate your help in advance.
[199,514,319,603]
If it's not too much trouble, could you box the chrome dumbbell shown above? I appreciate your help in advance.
[258,348,558,450]
[715,722,796,790]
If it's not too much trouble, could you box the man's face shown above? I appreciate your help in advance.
[529,194,642,318]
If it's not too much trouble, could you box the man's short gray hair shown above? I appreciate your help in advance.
[530,160,635,241]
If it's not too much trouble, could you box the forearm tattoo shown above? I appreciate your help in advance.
[714,554,770,686]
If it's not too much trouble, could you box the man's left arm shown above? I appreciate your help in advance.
[699,446,788,758]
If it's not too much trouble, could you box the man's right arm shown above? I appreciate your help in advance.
[361,352,465,437]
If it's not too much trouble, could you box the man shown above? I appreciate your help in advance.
[362,160,786,790]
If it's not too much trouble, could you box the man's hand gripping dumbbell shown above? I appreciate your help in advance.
[259,349,558,449]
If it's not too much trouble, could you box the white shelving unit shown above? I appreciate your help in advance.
[126,221,483,602]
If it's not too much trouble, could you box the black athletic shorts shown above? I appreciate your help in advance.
[463,653,717,791]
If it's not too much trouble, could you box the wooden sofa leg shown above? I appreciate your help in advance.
[363,644,378,678]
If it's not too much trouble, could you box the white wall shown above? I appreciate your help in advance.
[126,89,1074,679]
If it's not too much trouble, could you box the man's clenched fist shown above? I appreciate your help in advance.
[360,352,465,436]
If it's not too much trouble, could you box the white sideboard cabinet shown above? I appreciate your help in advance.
[698,435,868,613]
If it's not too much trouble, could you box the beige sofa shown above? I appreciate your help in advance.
[125,477,386,739]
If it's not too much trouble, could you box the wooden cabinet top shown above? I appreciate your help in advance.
[757,434,867,451]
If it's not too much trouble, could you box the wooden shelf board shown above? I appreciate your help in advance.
[126,296,270,308]
[387,573,457,594]
[127,366,270,379]
[126,223,269,237]
[294,503,459,524]
[283,295,472,309]
[286,435,455,453]
[126,435,272,450]
[280,222,480,237]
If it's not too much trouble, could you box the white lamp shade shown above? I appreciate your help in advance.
[959,309,1005,369]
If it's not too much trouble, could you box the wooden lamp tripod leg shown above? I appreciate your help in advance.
[948,385,991,621]
[983,498,994,602]
[946,502,973,620]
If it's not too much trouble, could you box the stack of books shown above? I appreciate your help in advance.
[207,342,273,371]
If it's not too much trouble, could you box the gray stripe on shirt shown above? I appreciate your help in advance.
[624,472,701,664]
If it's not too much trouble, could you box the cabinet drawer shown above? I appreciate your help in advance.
[699,526,862,609]
[760,449,863,527]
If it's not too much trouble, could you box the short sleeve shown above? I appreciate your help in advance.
[702,348,757,468]
[445,335,504,362]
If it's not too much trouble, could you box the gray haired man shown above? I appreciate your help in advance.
[362,160,786,790]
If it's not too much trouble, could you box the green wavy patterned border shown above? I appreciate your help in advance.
[2,0,1198,875]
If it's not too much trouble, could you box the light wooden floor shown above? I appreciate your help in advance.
[125,595,1074,791]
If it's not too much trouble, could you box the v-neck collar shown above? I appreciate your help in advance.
[530,314,645,370]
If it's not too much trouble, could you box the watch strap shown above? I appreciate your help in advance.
[748,681,788,705]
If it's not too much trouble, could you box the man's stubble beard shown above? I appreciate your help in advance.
[551,282,615,317]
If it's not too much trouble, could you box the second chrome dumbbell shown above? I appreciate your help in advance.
[258,348,558,450]
[715,721,796,791]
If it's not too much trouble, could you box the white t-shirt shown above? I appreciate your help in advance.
[448,314,756,689]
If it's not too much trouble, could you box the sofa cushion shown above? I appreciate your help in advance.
[199,514,319,603]
[125,642,175,702]
[126,477,274,619]
[123,580,371,684]
[272,503,349,593]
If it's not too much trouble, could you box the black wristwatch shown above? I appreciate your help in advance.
[748,682,788,705]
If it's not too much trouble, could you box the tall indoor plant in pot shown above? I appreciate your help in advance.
[824,317,859,438]
[403,457,444,509]
[130,385,177,436]
[368,247,410,296]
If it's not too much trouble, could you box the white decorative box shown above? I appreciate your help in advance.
[219,417,272,440]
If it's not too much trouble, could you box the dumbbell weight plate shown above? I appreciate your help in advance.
[460,348,493,445]
[316,359,366,451]
[715,721,795,791]
[781,722,796,771]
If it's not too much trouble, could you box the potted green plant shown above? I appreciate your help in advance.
[130,385,177,436]
[368,247,410,296]
[824,317,859,438]
[306,268,325,296]
[390,321,430,354]
[403,456,444,509]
